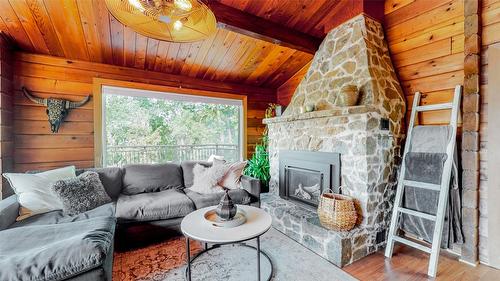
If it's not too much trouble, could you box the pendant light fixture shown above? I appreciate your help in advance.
[105,0,217,42]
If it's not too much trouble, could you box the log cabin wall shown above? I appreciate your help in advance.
[0,35,14,198]
[11,53,273,172]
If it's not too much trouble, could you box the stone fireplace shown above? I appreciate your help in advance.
[261,14,406,267]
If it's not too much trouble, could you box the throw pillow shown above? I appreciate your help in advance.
[3,166,76,221]
[207,154,224,162]
[52,171,112,216]
[218,160,248,190]
[188,162,227,194]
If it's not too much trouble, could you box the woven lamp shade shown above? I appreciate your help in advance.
[105,0,217,42]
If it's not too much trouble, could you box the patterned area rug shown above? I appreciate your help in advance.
[113,228,356,281]
[113,237,203,281]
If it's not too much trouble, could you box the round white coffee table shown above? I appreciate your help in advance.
[181,204,273,281]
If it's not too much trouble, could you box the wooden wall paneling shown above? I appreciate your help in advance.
[199,32,237,79]
[385,0,465,128]
[23,0,65,57]
[42,0,89,60]
[171,42,191,74]
[123,26,136,68]
[76,0,103,63]
[134,33,148,69]
[145,38,160,71]
[0,1,34,52]
[194,30,228,78]
[232,42,275,83]
[12,53,274,171]
[277,61,311,105]
[389,17,463,54]
[210,35,251,81]
[8,0,49,55]
[109,14,124,66]
[264,52,313,88]
[244,47,295,86]
[0,0,317,90]
[204,0,322,54]
[179,41,202,76]
[0,34,14,199]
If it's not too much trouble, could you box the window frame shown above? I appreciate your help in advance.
[93,78,247,167]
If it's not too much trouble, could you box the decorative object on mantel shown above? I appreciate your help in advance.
[317,188,357,231]
[216,189,237,220]
[265,103,282,118]
[105,0,216,42]
[22,87,90,133]
[335,85,359,107]
[305,103,315,112]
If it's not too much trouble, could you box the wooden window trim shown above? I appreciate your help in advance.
[92,78,248,167]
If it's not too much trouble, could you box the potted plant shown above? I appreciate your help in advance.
[244,135,270,193]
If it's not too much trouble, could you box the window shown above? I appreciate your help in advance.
[101,86,244,166]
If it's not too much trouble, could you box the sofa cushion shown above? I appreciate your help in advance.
[0,216,115,281]
[180,160,212,188]
[10,203,116,229]
[122,163,184,195]
[184,189,253,209]
[116,189,195,222]
[78,167,124,200]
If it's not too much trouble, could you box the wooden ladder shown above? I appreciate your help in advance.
[384,85,462,277]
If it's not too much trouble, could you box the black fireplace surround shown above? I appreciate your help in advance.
[279,150,341,208]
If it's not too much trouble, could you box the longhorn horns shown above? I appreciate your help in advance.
[22,86,90,108]
[66,95,90,109]
[22,87,47,106]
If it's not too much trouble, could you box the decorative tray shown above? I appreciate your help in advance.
[204,208,247,228]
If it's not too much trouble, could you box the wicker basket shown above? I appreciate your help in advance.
[317,189,357,231]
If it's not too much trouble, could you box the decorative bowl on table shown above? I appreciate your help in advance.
[204,208,247,228]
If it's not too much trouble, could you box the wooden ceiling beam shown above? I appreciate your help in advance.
[204,1,322,54]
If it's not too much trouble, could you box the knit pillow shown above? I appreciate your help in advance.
[52,171,112,216]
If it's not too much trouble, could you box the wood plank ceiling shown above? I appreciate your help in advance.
[0,0,355,91]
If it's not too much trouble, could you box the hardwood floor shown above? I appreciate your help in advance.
[344,245,499,281]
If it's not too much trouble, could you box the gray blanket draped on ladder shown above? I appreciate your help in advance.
[399,125,464,248]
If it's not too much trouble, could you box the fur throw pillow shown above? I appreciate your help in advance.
[52,171,112,216]
[188,162,227,194]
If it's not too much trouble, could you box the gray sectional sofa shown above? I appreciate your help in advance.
[0,161,262,281]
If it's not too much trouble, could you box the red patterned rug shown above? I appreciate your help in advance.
[113,237,202,281]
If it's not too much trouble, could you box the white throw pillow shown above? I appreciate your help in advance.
[207,154,224,162]
[3,166,77,220]
[188,162,227,194]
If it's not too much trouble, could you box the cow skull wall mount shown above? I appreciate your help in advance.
[22,87,91,133]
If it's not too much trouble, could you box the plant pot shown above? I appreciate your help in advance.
[335,85,359,106]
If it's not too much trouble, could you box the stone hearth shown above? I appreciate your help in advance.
[262,14,405,267]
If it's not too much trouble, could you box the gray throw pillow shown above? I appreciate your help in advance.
[52,171,112,216]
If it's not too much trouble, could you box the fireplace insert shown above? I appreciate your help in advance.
[279,150,341,208]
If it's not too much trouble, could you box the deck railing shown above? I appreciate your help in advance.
[105,144,239,166]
